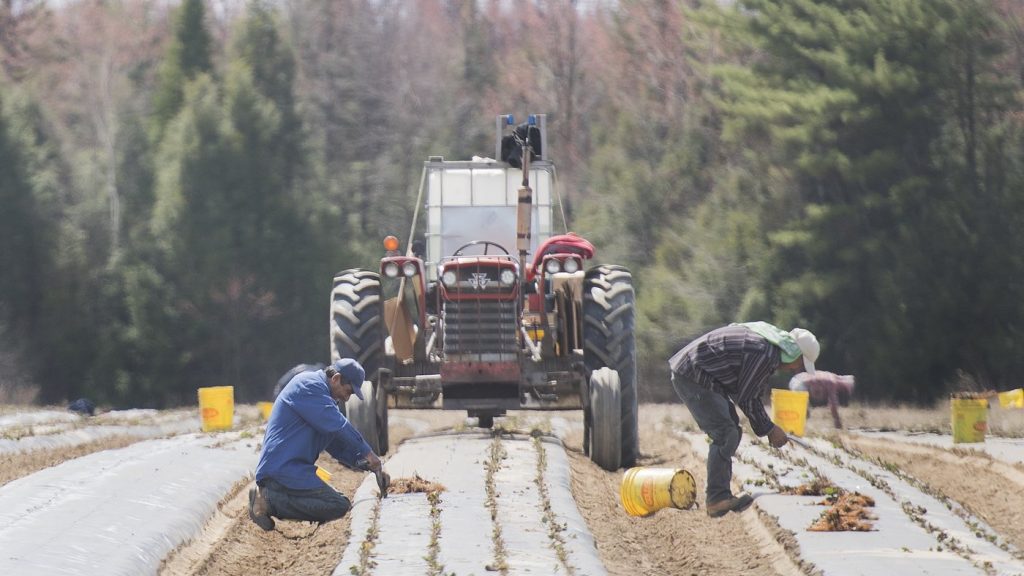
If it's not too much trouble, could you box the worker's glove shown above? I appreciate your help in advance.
[767,425,789,448]
[375,470,390,499]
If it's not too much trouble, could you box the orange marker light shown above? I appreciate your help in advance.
[383,235,400,252]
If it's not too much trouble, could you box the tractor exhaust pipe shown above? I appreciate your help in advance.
[515,116,536,311]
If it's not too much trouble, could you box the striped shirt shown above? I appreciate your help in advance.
[668,325,781,436]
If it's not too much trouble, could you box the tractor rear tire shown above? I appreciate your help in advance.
[583,265,639,467]
[588,367,622,471]
[271,363,325,400]
[331,269,386,453]
[346,380,388,455]
[330,269,383,375]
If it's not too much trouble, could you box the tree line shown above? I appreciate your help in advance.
[0,0,1021,407]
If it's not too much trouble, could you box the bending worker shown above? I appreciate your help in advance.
[249,358,388,531]
[669,322,819,518]
[789,370,855,429]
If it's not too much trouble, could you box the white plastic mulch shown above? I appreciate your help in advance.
[333,432,606,576]
[850,429,1024,466]
[682,430,1024,576]
[0,432,257,576]
[0,408,259,455]
[0,410,81,431]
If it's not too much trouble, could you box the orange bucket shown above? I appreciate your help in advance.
[620,467,696,517]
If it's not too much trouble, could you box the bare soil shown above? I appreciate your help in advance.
[566,405,803,576]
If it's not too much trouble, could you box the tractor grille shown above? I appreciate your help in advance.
[443,299,519,361]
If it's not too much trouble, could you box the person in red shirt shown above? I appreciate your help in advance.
[788,371,855,429]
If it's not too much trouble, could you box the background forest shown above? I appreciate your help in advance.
[0,0,1022,407]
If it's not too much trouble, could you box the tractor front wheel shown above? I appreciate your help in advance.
[346,380,388,455]
[588,367,622,471]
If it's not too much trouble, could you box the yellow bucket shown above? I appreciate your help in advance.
[952,398,988,443]
[257,401,274,420]
[197,386,234,432]
[620,467,696,517]
[771,389,809,437]
[998,388,1024,409]
[316,466,332,484]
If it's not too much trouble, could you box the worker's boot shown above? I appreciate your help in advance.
[248,485,275,531]
[706,493,753,518]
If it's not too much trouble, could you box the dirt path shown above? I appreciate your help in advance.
[568,405,802,576]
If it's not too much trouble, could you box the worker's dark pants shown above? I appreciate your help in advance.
[671,373,742,505]
[258,478,351,524]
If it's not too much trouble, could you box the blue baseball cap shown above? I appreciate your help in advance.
[332,358,366,400]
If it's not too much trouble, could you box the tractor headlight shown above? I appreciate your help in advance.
[441,270,457,287]
[402,261,418,277]
[544,258,561,275]
[500,269,516,285]
[563,257,580,274]
[383,262,400,278]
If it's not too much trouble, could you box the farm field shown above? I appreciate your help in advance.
[1,401,1023,575]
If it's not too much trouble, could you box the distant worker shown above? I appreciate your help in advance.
[249,359,389,531]
[789,371,855,429]
[669,322,820,518]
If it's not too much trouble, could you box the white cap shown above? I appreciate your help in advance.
[790,328,819,374]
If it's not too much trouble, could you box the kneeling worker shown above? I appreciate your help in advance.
[669,322,819,518]
[249,358,389,531]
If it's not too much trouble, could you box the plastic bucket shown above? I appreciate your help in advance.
[197,386,234,432]
[316,466,332,484]
[771,389,809,437]
[620,467,696,517]
[952,398,988,443]
[258,401,274,420]
[998,388,1024,409]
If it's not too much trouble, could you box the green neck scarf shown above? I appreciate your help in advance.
[733,321,801,363]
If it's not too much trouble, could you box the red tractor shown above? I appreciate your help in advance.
[330,114,637,470]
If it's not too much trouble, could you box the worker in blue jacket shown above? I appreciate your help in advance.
[249,358,388,531]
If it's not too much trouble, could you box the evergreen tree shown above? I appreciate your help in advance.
[151,0,213,140]
[147,9,335,403]
[0,85,93,403]
[709,0,1023,400]
[0,89,50,354]
[231,2,303,190]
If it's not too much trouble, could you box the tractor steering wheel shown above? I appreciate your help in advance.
[452,240,511,256]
